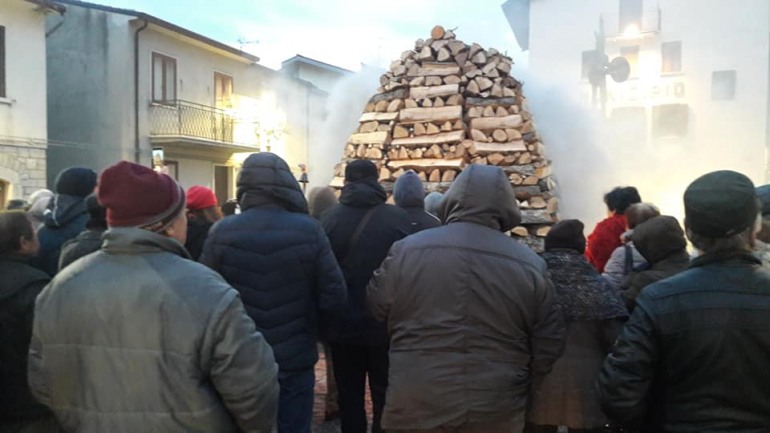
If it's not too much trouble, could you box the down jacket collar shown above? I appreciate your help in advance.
[439,164,521,232]
[237,153,308,214]
[102,227,191,259]
[632,216,687,264]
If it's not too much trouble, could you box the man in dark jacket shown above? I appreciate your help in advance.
[620,215,690,310]
[58,193,107,271]
[201,152,347,433]
[30,167,97,275]
[321,159,413,433]
[368,164,565,433]
[393,170,440,232]
[0,211,59,432]
[30,161,279,433]
[599,170,770,432]
[185,186,222,261]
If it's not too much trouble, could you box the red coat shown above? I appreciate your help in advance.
[585,214,626,273]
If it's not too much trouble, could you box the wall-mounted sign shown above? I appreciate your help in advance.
[607,79,686,105]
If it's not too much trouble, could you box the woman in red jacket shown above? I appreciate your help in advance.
[585,186,641,272]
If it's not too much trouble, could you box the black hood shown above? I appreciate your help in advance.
[237,152,308,213]
[632,215,687,264]
[339,179,387,208]
[44,193,88,229]
[439,164,521,232]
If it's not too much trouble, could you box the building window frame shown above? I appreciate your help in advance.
[213,72,234,109]
[152,52,177,105]
[661,41,682,74]
[0,26,6,98]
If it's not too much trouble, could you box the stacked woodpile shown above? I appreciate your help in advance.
[330,26,557,250]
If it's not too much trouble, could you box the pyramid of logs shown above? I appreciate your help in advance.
[329,26,557,250]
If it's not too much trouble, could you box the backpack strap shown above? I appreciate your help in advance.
[341,204,382,267]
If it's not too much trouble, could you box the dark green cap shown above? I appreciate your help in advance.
[684,170,758,238]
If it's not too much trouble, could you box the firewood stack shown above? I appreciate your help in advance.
[330,26,557,250]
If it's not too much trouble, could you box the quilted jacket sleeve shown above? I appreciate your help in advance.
[206,290,279,433]
[598,291,658,426]
[529,273,565,376]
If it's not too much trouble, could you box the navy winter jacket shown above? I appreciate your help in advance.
[201,153,347,372]
[29,194,88,276]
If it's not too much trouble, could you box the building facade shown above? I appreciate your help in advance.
[46,0,325,203]
[0,0,63,205]
[504,0,770,183]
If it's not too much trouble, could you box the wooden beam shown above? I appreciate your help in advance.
[359,111,399,123]
[391,130,465,147]
[368,88,408,103]
[521,209,553,225]
[399,106,462,124]
[387,158,464,170]
[470,115,523,130]
[348,131,390,145]
[409,84,460,100]
[470,141,527,154]
[466,97,517,106]
[417,63,462,76]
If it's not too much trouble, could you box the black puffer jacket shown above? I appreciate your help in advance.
[393,171,441,232]
[201,153,347,371]
[185,220,213,261]
[368,165,564,430]
[599,250,770,432]
[621,216,690,310]
[58,228,105,271]
[321,179,413,346]
[0,256,53,425]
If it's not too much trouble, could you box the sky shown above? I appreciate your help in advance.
[95,0,524,71]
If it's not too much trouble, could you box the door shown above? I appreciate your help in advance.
[214,165,231,206]
[213,73,234,142]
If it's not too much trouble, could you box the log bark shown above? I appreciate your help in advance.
[359,111,399,122]
[387,158,464,170]
[410,84,459,100]
[470,115,523,130]
[399,106,462,123]
[470,141,527,154]
[466,97,516,106]
[369,88,408,103]
[521,209,553,224]
[418,63,462,76]
[391,130,465,147]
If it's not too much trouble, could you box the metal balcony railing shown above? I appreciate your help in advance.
[149,100,236,143]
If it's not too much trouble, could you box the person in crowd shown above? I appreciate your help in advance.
[26,189,54,229]
[525,219,627,433]
[29,167,97,275]
[586,186,641,273]
[58,193,107,271]
[367,164,564,433]
[308,185,341,420]
[599,170,770,432]
[308,186,338,220]
[185,186,222,261]
[424,191,444,218]
[29,161,279,432]
[0,211,60,432]
[321,159,413,433]
[6,199,28,210]
[619,215,690,311]
[221,198,239,216]
[393,170,441,232]
[602,203,660,288]
[753,184,770,267]
[201,153,347,433]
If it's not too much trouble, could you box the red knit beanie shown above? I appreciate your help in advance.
[186,186,218,211]
[98,161,185,229]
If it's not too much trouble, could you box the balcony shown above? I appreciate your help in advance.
[149,100,260,152]
[603,6,661,41]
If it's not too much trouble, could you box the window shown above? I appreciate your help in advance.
[152,52,176,104]
[712,70,736,101]
[619,0,643,31]
[661,41,682,74]
[0,26,5,98]
[581,50,596,79]
[214,72,233,109]
[620,46,639,77]
[652,104,689,138]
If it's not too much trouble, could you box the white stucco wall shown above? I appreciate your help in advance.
[0,1,48,140]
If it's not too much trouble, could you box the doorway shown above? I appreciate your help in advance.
[214,165,232,206]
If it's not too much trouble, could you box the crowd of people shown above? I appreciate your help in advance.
[0,154,769,433]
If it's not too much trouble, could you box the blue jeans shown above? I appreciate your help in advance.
[278,368,315,433]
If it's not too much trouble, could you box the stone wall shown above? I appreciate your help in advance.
[0,140,48,199]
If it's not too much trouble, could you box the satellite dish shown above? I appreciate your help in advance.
[609,57,630,83]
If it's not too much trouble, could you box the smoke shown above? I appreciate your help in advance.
[307,65,383,191]
[514,63,767,229]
